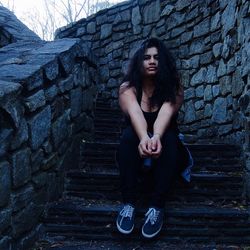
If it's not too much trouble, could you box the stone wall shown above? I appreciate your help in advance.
[56,0,250,197]
[0,7,41,48]
[0,38,97,249]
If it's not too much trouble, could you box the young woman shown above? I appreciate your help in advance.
[116,38,192,239]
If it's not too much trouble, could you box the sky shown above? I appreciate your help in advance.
[1,0,125,39]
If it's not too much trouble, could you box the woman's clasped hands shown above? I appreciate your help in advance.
[138,133,162,159]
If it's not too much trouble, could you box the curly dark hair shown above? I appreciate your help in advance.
[123,37,181,108]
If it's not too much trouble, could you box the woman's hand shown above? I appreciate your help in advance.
[138,135,152,158]
[150,134,162,158]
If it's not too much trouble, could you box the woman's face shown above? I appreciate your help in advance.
[143,47,159,77]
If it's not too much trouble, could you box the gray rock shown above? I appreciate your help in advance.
[196,85,204,98]
[42,153,59,170]
[190,39,205,55]
[171,26,186,38]
[184,100,196,123]
[211,11,221,31]
[204,85,213,101]
[227,57,236,74]
[232,69,245,97]
[176,0,190,11]
[32,172,47,189]
[52,110,70,148]
[185,6,199,22]
[167,12,186,30]
[191,68,207,86]
[12,202,42,239]
[204,104,212,117]
[0,80,22,104]
[11,118,28,150]
[180,31,193,44]
[218,124,233,135]
[76,27,86,37]
[0,208,11,234]
[206,65,218,83]
[24,90,46,113]
[97,14,108,25]
[31,149,45,173]
[222,35,231,59]
[70,87,82,117]
[11,185,34,213]
[82,90,94,111]
[0,161,11,207]
[221,0,237,37]
[11,148,31,188]
[58,75,74,93]
[219,75,232,95]
[132,6,141,26]
[100,24,113,39]
[143,0,160,24]
[45,85,58,102]
[217,59,227,77]
[184,88,195,100]
[161,5,174,16]
[200,51,213,65]
[0,128,13,158]
[212,43,223,58]
[212,85,220,97]
[87,22,96,34]
[28,106,51,150]
[0,64,43,91]
[195,100,204,110]
[194,17,210,37]
[212,97,227,124]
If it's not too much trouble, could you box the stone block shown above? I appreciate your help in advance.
[212,85,220,97]
[195,85,204,98]
[58,51,75,75]
[11,148,31,188]
[211,11,221,31]
[176,0,190,11]
[0,128,13,158]
[195,100,204,110]
[45,85,58,102]
[12,202,42,239]
[212,43,223,58]
[221,0,237,37]
[184,88,195,100]
[219,75,231,95]
[70,87,82,118]
[184,100,196,123]
[132,6,141,26]
[200,52,213,65]
[204,104,212,117]
[161,5,174,16]
[10,118,28,150]
[32,172,47,189]
[24,90,46,113]
[190,39,205,55]
[232,69,245,97]
[212,97,227,124]
[194,17,210,37]
[191,68,207,86]
[0,236,10,250]
[206,65,218,83]
[180,31,193,44]
[204,85,213,101]
[11,185,34,213]
[28,106,51,150]
[87,22,96,34]
[143,0,160,24]
[0,162,11,207]
[100,24,113,39]
[52,111,70,148]
[217,59,227,77]
[31,149,44,173]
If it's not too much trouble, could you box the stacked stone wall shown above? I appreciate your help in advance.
[0,38,97,249]
[56,0,250,197]
[0,7,41,48]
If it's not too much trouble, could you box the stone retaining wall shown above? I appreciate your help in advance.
[0,7,41,48]
[0,38,97,249]
[56,0,250,198]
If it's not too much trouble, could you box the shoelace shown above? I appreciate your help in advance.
[120,205,134,219]
[145,208,160,225]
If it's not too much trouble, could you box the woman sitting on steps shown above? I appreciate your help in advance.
[116,37,193,239]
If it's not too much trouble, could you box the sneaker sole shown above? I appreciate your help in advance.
[141,222,163,238]
[116,220,134,234]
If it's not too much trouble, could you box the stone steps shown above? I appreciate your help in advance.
[43,200,250,245]
[40,97,249,248]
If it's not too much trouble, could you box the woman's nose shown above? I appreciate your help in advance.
[149,57,155,64]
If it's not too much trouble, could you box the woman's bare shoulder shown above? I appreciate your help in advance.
[119,82,136,95]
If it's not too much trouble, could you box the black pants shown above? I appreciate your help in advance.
[117,126,189,208]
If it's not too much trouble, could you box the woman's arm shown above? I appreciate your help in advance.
[119,82,152,157]
[151,86,184,157]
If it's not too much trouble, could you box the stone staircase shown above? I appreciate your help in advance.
[40,97,250,249]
